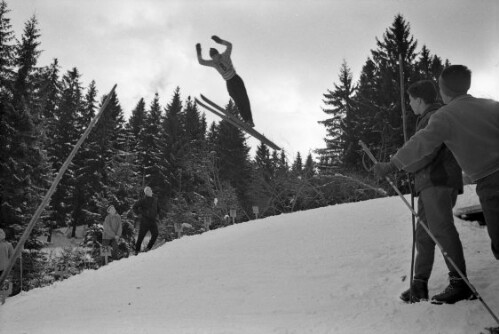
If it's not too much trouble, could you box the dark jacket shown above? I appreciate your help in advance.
[392,95,499,182]
[133,196,160,223]
[412,103,463,195]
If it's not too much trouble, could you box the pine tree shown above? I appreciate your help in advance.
[206,121,218,149]
[0,0,15,100]
[0,11,50,249]
[267,150,292,215]
[90,90,129,221]
[48,68,83,230]
[183,96,204,143]
[254,143,273,182]
[249,143,273,215]
[369,14,418,157]
[413,45,445,84]
[303,153,315,178]
[89,89,126,208]
[180,96,212,198]
[213,100,252,218]
[354,57,382,163]
[12,15,41,110]
[36,61,61,242]
[318,60,356,171]
[137,93,163,192]
[67,80,98,236]
[161,87,187,199]
[34,58,61,147]
[127,98,146,140]
[292,152,303,175]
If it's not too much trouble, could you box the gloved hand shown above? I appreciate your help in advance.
[373,161,397,178]
[211,35,222,43]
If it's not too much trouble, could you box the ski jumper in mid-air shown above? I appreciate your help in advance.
[196,35,254,127]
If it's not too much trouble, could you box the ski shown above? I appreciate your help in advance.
[195,95,281,151]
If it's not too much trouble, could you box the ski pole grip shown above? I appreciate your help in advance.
[359,140,378,163]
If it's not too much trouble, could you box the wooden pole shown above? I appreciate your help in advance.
[399,54,408,142]
[0,84,117,286]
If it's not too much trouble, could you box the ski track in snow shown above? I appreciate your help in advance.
[1,186,498,334]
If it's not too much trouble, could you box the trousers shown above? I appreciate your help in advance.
[226,74,253,123]
[135,219,158,253]
[414,187,466,281]
[476,169,499,259]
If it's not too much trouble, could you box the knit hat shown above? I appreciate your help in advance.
[0,228,5,241]
[439,65,471,97]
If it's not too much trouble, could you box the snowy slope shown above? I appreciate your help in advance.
[1,185,498,334]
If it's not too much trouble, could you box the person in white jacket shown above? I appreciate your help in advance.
[0,229,14,277]
[102,205,122,260]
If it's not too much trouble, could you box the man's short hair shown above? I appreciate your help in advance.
[439,65,471,97]
[407,80,438,104]
[209,48,219,58]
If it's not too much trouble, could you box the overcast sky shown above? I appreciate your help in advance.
[8,0,499,158]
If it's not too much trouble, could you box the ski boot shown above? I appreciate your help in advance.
[400,278,428,303]
[431,274,477,304]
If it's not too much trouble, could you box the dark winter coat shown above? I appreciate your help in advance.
[133,196,160,223]
[412,103,463,195]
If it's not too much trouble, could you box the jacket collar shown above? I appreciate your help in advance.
[420,103,442,119]
[447,94,472,104]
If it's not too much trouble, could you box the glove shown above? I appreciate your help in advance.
[373,161,397,178]
[211,35,222,43]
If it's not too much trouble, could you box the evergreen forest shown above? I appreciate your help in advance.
[0,1,449,292]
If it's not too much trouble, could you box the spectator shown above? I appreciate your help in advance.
[398,80,469,304]
[133,187,160,255]
[0,229,14,278]
[102,205,123,260]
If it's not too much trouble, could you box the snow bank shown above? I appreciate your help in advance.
[1,186,497,334]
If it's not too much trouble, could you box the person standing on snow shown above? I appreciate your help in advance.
[102,205,123,260]
[196,35,255,127]
[0,229,14,278]
[374,65,499,304]
[133,187,160,255]
[0,228,14,303]
[396,80,471,304]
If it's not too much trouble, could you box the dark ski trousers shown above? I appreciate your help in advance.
[226,74,253,123]
[476,169,499,260]
[414,187,467,281]
[135,218,158,253]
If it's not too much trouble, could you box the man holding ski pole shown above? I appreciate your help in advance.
[392,80,470,304]
[374,65,499,272]
[196,35,255,127]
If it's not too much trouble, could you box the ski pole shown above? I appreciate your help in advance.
[359,140,499,325]
[0,84,117,288]
[397,53,417,305]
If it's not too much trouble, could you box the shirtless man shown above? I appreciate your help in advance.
[196,35,254,127]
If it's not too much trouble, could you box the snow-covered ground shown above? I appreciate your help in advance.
[1,185,498,334]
